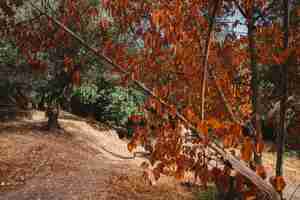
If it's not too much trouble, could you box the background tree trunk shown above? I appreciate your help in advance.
[275,0,289,198]
[46,105,60,130]
[247,0,263,165]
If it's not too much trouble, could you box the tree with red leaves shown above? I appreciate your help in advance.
[2,0,300,199]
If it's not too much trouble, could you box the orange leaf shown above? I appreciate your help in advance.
[256,139,264,154]
[184,107,195,122]
[270,176,286,192]
[151,10,161,27]
[175,168,184,180]
[231,124,242,138]
[241,136,253,161]
[64,56,73,69]
[223,134,234,148]
[297,8,300,17]
[72,69,81,86]
[127,141,136,152]
[207,118,222,129]
[244,191,256,200]
[197,121,208,135]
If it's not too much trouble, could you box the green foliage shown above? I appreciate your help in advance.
[0,40,21,65]
[32,71,70,108]
[0,39,51,107]
[71,48,146,133]
[89,0,100,7]
[0,40,29,103]
[72,83,99,105]
[70,76,146,135]
[98,86,145,127]
[98,72,145,127]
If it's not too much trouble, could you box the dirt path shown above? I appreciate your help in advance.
[1,112,300,199]
[0,112,194,200]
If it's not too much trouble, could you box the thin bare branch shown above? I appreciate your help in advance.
[29,3,280,200]
[233,0,248,19]
[209,69,241,124]
[201,0,220,121]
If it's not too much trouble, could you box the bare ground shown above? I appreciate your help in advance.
[263,148,300,200]
[0,111,300,200]
[0,111,194,200]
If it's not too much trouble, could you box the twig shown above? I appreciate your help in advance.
[29,3,280,200]
[200,0,220,121]
[233,0,268,24]
[233,0,248,19]
[208,69,241,124]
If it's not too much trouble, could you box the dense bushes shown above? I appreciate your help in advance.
[70,78,146,136]
[0,40,20,66]
[0,39,143,134]
[96,86,145,126]
[70,83,99,116]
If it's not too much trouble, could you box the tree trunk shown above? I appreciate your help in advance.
[30,6,281,199]
[247,0,263,165]
[275,0,289,198]
[46,105,60,130]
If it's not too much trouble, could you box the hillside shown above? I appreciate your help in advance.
[1,111,300,200]
[0,111,194,200]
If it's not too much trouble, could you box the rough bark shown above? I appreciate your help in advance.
[247,0,263,165]
[30,4,280,200]
[46,105,60,130]
[275,0,289,194]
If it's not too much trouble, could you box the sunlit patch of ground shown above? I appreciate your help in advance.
[0,111,194,200]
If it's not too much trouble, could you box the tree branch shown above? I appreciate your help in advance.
[276,0,289,195]
[201,0,220,121]
[29,3,280,200]
[233,0,248,19]
[208,69,241,124]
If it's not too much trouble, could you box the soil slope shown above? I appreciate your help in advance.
[0,111,193,200]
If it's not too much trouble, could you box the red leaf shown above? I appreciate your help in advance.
[241,136,253,161]
[72,69,81,86]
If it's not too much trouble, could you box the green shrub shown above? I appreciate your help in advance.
[70,75,146,137]
[31,71,70,110]
[95,85,145,133]
[72,83,99,105]
[0,40,20,65]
